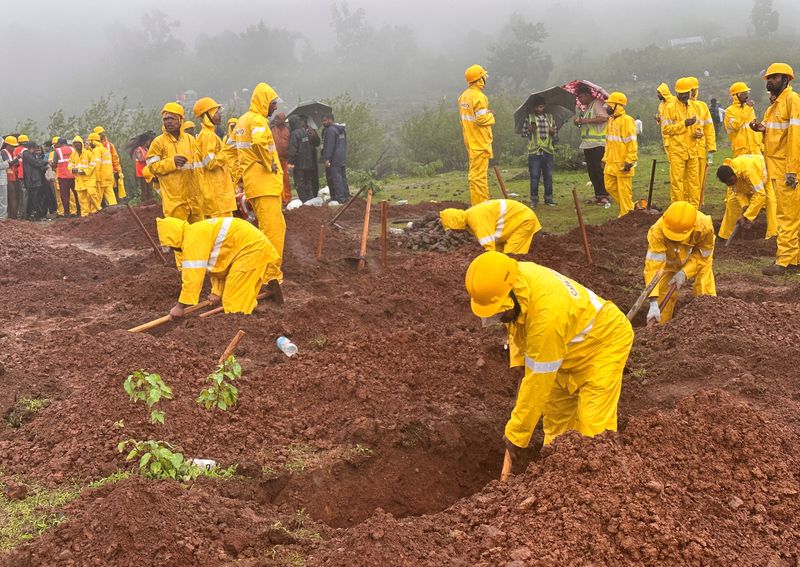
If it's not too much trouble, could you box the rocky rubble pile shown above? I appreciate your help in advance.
[395,214,476,252]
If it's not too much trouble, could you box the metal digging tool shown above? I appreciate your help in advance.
[492,165,511,199]
[345,188,373,269]
[725,221,742,247]
[626,268,665,321]
[646,159,657,210]
[316,186,367,260]
[126,203,168,265]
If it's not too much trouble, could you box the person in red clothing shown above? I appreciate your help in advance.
[12,135,30,218]
[126,131,156,203]
[53,138,77,216]
[270,112,292,204]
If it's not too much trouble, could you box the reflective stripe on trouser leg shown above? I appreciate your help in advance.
[773,179,800,266]
[501,218,536,255]
[684,156,701,207]
[468,154,490,206]
[668,155,686,203]
[250,195,285,282]
[717,187,740,240]
[76,190,91,217]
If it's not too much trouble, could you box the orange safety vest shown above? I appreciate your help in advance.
[55,146,75,179]
[13,146,27,179]
[2,148,16,181]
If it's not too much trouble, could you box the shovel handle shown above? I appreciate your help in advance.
[493,165,510,199]
[725,222,741,247]
[128,300,212,333]
[358,189,373,270]
[500,449,513,482]
[218,330,246,365]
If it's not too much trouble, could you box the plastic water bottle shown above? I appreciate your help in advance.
[276,336,298,357]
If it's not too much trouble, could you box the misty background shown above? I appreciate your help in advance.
[3,0,800,180]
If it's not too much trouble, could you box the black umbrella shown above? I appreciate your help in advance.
[287,101,333,130]
[513,86,578,135]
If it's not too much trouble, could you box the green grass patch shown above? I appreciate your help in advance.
[0,482,79,550]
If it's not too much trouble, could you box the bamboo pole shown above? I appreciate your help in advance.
[358,189,374,270]
[646,159,657,210]
[126,203,168,265]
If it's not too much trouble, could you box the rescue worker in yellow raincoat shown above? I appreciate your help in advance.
[94,126,126,200]
[656,82,674,154]
[233,82,285,283]
[193,97,237,218]
[146,102,202,222]
[750,63,800,275]
[687,77,717,204]
[465,252,633,455]
[156,216,283,318]
[182,121,197,137]
[644,202,716,325]
[459,64,495,206]
[724,83,764,157]
[88,133,116,209]
[440,199,541,255]
[716,154,777,240]
[662,78,703,205]
[601,92,638,217]
[68,136,96,216]
[222,117,242,186]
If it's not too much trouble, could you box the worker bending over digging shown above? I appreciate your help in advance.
[645,202,716,325]
[716,154,777,241]
[440,199,541,255]
[465,251,634,458]
[156,216,284,318]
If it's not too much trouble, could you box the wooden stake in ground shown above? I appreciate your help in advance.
[380,200,388,268]
[126,203,168,265]
[646,159,657,210]
[626,268,665,321]
[218,330,246,364]
[500,449,513,482]
[492,165,510,199]
[358,189,374,270]
[571,187,593,265]
[128,300,212,333]
[315,186,368,261]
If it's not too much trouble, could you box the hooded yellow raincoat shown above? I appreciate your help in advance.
[691,93,717,203]
[656,83,674,153]
[222,119,242,185]
[459,80,495,205]
[68,140,96,216]
[440,199,541,254]
[233,83,285,281]
[92,142,117,208]
[662,98,703,205]
[157,216,279,314]
[195,113,237,217]
[504,262,633,447]
[644,211,716,323]
[718,154,776,240]
[602,106,638,217]
[725,102,763,157]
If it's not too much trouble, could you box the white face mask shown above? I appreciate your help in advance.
[481,313,505,328]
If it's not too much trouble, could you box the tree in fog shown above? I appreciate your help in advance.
[751,0,779,36]
[487,14,552,93]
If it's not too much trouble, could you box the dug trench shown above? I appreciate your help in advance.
[0,203,798,566]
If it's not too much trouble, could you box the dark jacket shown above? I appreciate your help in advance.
[22,149,49,188]
[288,121,321,170]
[322,123,347,167]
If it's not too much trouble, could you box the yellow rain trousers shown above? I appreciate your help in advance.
[168,217,280,314]
[725,103,763,157]
[644,212,716,323]
[440,199,541,254]
[505,262,634,448]
[195,116,237,217]
[693,97,717,205]
[603,108,638,217]
[662,99,703,206]
[233,83,286,279]
[762,86,800,267]
[93,144,117,208]
[718,155,777,240]
[459,81,495,205]
[146,125,201,221]
[656,83,674,154]
[68,147,96,216]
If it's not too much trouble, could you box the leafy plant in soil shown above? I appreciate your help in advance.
[196,355,240,411]
[123,370,173,425]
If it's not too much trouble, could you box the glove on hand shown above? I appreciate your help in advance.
[647,300,661,324]
[670,270,687,289]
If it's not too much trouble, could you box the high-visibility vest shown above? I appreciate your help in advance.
[578,101,607,145]
[13,146,27,178]
[2,148,16,181]
[55,146,75,179]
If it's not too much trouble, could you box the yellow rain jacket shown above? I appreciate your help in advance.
[644,211,716,322]
[195,115,237,217]
[458,81,495,158]
[718,154,776,240]
[762,86,800,180]
[146,123,200,220]
[160,217,280,314]
[233,83,283,199]
[725,102,763,157]
[68,146,95,192]
[440,200,541,254]
[505,262,633,447]
[656,83,674,152]
[692,97,717,158]
[93,143,114,187]
[603,108,638,174]
[661,98,703,160]
[222,121,242,185]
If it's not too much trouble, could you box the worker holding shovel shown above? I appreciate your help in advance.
[716,154,777,242]
[156,216,283,318]
[644,202,716,325]
[440,199,541,255]
[465,251,633,462]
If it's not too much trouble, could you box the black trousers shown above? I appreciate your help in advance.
[326,165,350,203]
[7,180,22,219]
[583,146,609,198]
[293,168,316,202]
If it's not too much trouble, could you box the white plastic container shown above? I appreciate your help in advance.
[276,336,298,357]
[191,458,217,471]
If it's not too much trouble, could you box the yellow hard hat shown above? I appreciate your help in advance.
[662,201,697,241]
[4,135,18,146]
[465,64,488,84]
[51,136,59,144]
[193,96,221,118]
[440,208,467,231]
[17,134,29,143]
[87,132,101,142]
[763,62,794,80]
[227,117,238,126]
[161,102,185,118]
[686,76,699,89]
[606,92,627,106]
[93,126,105,134]
[72,135,84,145]
[182,121,196,131]
[465,251,519,318]
[156,217,189,248]
[674,77,693,94]
[729,82,750,96]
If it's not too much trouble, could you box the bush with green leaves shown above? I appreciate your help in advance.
[117,439,237,482]
[123,370,173,425]
[196,356,240,412]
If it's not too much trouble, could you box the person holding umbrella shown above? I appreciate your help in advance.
[575,84,610,205]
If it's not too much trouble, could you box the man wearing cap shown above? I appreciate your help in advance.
[94,127,125,201]
[193,96,237,218]
[750,63,800,275]
[602,91,638,217]
[464,251,633,458]
[2,136,19,218]
[88,133,116,209]
[662,78,703,205]
[68,136,97,216]
[182,121,197,137]
[233,82,286,283]
[459,64,495,206]
[146,102,202,221]
[725,82,764,157]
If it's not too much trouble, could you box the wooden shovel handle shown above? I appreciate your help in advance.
[218,330,246,364]
[500,449,513,482]
[128,300,211,333]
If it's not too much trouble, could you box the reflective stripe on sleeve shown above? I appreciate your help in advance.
[461,114,476,122]
[475,109,488,117]
[235,141,252,149]
[753,182,765,193]
[146,156,161,165]
[700,248,713,258]
[524,356,563,374]
[202,153,216,166]
[606,135,624,142]
[207,217,233,269]
[251,127,266,134]
[790,118,800,126]
[622,134,637,142]
[182,260,207,269]
[646,251,667,261]
[765,121,789,130]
